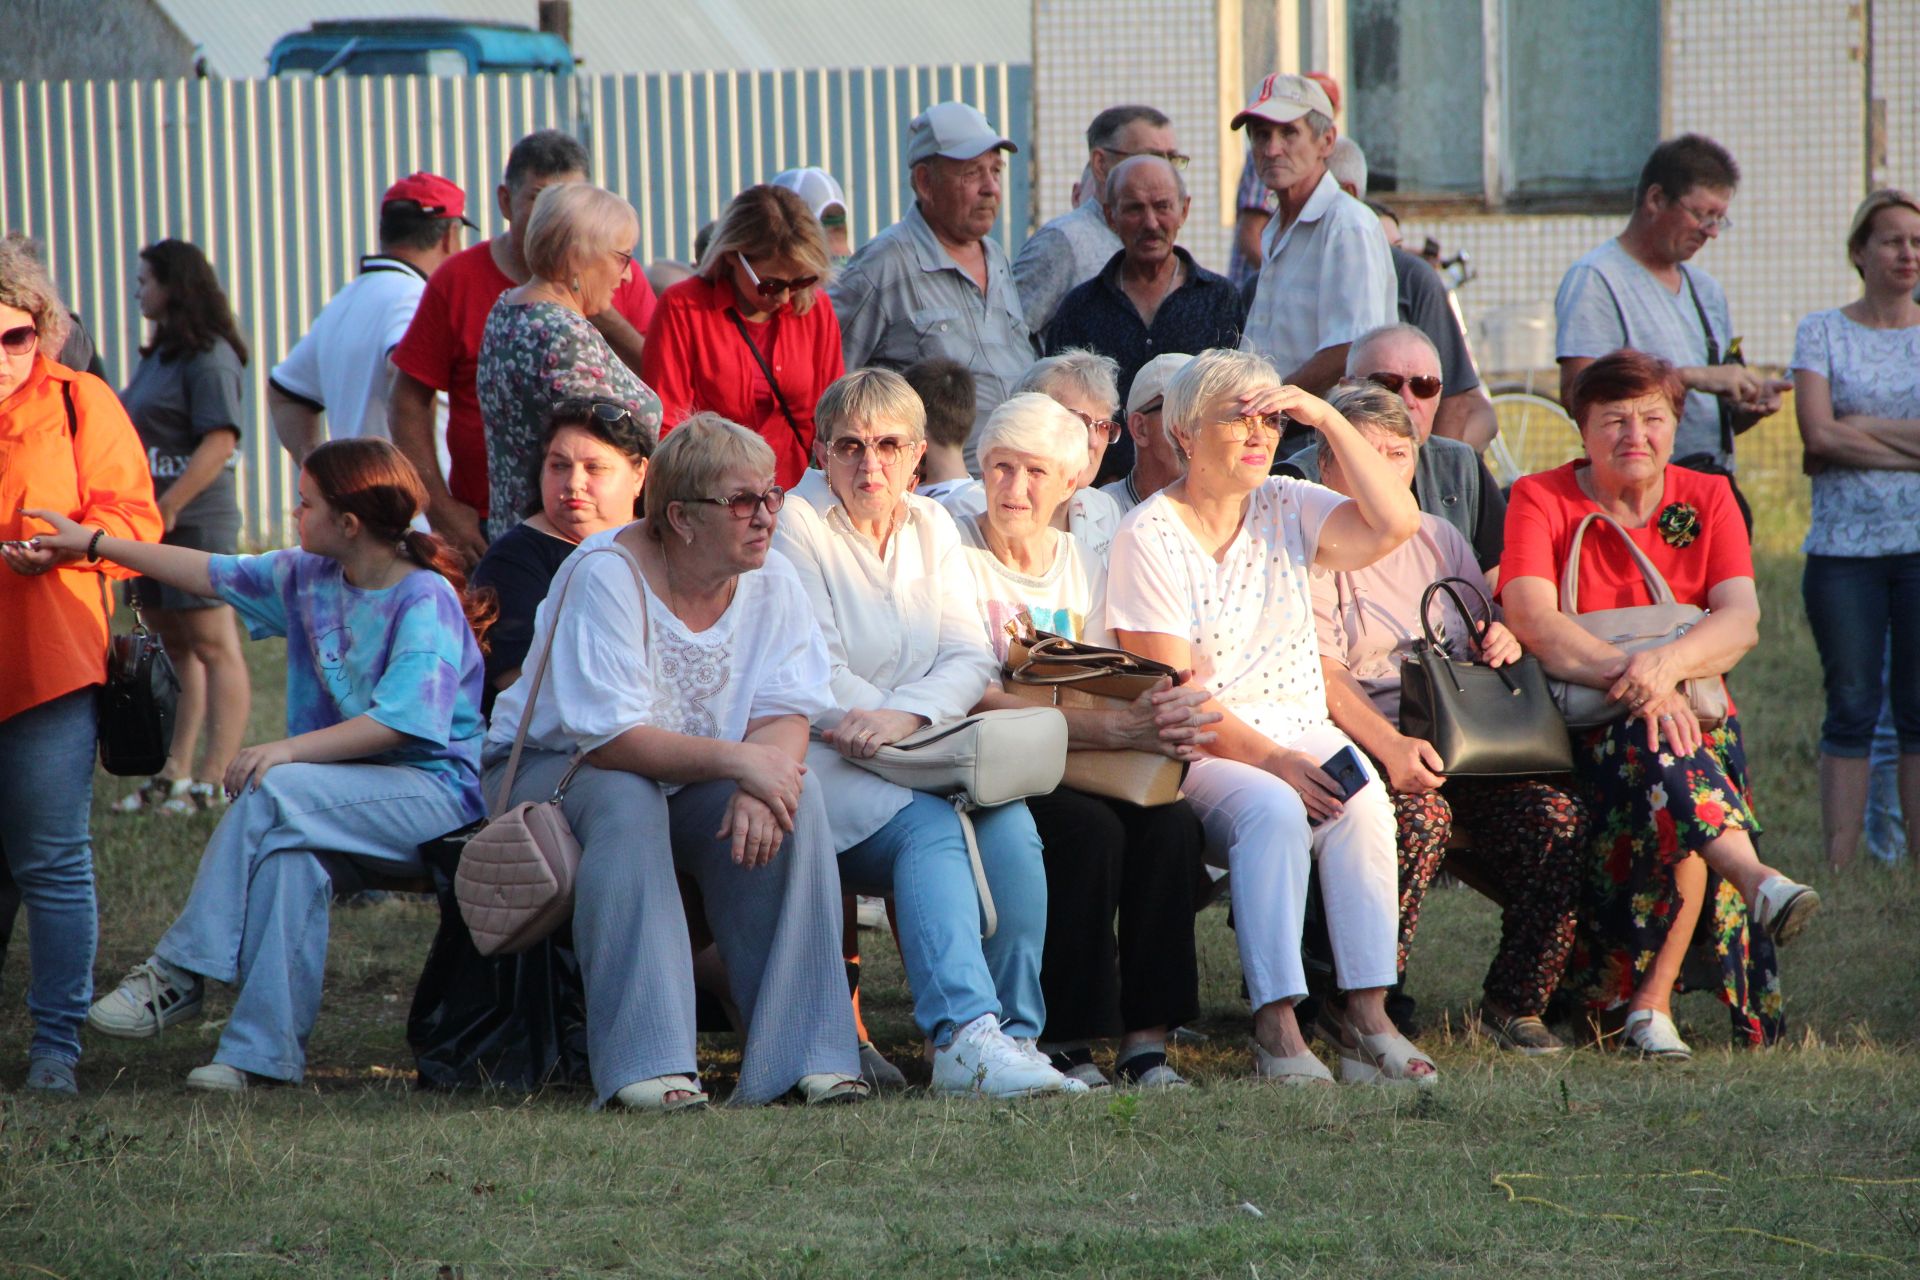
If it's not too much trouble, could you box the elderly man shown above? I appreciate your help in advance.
[387,130,658,563]
[1045,155,1242,481]
[1099,352,1191,513]
[829,101,1033,474]
[1013,106,1181,333]
[1280,323,1504,573]
[1556,133,1787,519]
[1235,74,1396,395]
[1329,139,1498,451]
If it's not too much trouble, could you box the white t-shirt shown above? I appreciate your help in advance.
[483,532,833,791]
[933,477,1123,566]
[1105,476,1346,748]
[271,257,427,444]
[955,522,1112,667]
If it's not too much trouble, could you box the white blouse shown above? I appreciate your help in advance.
[778,470,998,849]
[483,531,833,795]
[1105,476,1347,749]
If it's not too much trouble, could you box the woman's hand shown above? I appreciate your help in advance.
[1606,646,1683,715]
[224,739,298,796]
[1376,734,1446,794]
[1472,620,1523,668]
[1636,687,1703,757]
[729,742,807,831]
[1268,749,1348,823]
[1,540,77,577]
[1236,383,1337,435]
[718,791,787,868]
[1111,678,1222,760]
[826,708,928,760]
[15,508,94,555]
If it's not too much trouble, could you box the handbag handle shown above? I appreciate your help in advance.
[1417,576,1493,652]
[489,541,652,818]
[1560,512,1678,615]
[1005,633,1180,687]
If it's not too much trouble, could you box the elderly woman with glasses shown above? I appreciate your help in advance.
[643,184,845,489]
[1107,348,1433,1086]
[482,413,862,1110]
[775,369,1082,1099]
[477,183,662,541]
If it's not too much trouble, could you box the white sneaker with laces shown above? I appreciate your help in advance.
[87,959,204,1038]
[933,1015,1079,1098]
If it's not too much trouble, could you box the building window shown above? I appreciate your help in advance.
[1348,0,1660,208]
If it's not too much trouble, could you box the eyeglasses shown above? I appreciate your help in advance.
[1671,200,1733,233]
[739,254,819,298]
[691,486,786,519]
[1069,409,1122,444]
[1099,146,1191,171]
[827,434,913,466]
[1215,413,1284,442]
[612,248,635,271]
[0,324,38,356]
[1365,371,1443,400]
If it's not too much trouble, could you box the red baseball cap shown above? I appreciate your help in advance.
[1304,72,1342,115]
[382,172,479,228]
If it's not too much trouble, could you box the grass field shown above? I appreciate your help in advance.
[3,413,1918,1277]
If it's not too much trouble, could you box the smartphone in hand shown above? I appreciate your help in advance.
[1307,744,1372,826]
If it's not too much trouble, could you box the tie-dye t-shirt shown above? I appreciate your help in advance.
[955,520,1110,674]
[208,549,486,812]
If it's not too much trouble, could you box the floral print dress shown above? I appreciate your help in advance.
[475,300,661,538]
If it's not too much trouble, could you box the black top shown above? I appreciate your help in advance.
[470,521,577,717]
[1391,245,1481,398]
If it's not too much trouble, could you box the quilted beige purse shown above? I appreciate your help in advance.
[455,545,648,956]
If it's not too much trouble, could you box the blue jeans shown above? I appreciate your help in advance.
[1865,643,1907,864]
[837,792,1047,1046]
[1803,552,1920,755]
[155,761,473,1081]
[0,689,99,1066]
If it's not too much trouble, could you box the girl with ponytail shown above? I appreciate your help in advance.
[26,438,490,1091]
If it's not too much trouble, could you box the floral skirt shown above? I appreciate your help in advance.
[1560,715,1784,1045]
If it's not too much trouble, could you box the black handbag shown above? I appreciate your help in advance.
[1397,577,1573,778]
[95,588,180,777]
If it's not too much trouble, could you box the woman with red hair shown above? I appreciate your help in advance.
[30,439,493,1092]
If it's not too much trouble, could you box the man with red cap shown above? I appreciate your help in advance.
[1234,73,1395,397]
[267,172,475,466]
[1228,71,1341,292]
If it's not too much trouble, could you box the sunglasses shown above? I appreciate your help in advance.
[739,254,818,298]
[827,435,913,466]
[0,324,38,356]
[1365,371,1443,400]
[691,486,786,519]
[1069,409,1123,445]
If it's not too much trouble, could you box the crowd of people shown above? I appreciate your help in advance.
[7,68,1909,1104]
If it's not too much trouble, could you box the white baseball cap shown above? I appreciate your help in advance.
[1231,73,1335,130]
[1127,353,1196,417]
[906,102,1017,166]
[771,167,848,219]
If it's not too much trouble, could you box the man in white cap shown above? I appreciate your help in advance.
[1235,73,1395,397]
[828,101,1034,473]
[1099,351,1192,513]
[771,166,853,265]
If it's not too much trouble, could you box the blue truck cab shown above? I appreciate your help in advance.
[269,20,574,77]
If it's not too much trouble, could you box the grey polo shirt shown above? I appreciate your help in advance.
[829,203,1038,473]
[1013,197,1122,333]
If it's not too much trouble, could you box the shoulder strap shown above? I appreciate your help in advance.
[1560,512,1678,615]
[1418,576,1492,650]
[488,541,652,816]
[724,308,811,457]
[1678,266,1736,457]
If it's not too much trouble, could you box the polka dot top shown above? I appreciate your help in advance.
[1106,476,1347,749]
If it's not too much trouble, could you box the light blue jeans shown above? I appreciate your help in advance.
[154,761,474,1081]
[837,792,1047,1047]
[0,689,99,1067]
[1866,645,1907,864]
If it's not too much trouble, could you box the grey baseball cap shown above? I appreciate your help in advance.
[906,102,1017,166]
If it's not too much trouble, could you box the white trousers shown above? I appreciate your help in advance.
[1183,723,1399,1009]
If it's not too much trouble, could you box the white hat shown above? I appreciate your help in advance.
[771,167,848,219]
[1127,353,1196,417]
[906,102,1017,166]
[1231,73,1335,130]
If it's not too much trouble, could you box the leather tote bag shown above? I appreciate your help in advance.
[1549,513,1729,729]
[1397,577,1573,777]
[1003,628,1187,806]
[96,591,181,778]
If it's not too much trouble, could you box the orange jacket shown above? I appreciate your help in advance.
[1,357,165,723]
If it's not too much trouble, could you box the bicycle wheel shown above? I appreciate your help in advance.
[1490,393,1582,482]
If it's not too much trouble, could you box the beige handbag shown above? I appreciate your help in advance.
[1550,513,1729,730]
[1003,627,1188,807]
[455,545,648,956]
[852,706,1068,938]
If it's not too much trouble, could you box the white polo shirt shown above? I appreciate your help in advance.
[270,255,429,443]
[1240,170,1397,378]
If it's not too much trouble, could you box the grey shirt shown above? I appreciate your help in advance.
[1393,246,1480,397]
[829,204,1038,473]
[1012,198,1121,333]
[1555,237,1733,467]
[121,338,245,531]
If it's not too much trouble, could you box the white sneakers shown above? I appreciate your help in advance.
[933,1014,1088,1098]
[87,959,204,1038]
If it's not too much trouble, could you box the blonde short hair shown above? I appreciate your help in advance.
[0,234,72,357]
[1162,347,1280,452]
[523,183,639,283]
[1016,349,1120,419]
[1321,381,1417,469]
[974,393,1088,476]
[815,368,927,443]
[644,412,777,542]
[696,184,832,316]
